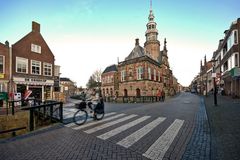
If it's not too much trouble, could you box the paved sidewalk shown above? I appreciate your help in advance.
[204,95,240,160]
[182,97,211,160]
[0,124,148,160]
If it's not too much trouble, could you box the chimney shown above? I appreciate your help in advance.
[224,30,228,36]
[135,38,139,46]
[5,41,9,47]
[32,21,40,33]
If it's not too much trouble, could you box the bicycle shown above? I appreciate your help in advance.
[73,98,105,125]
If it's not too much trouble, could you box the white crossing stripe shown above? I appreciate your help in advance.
[73,113,125,130]
[142,119,184,160]
[117,117,166,148]
[65,122,76,127]
[84,114,137,134]
[64,112,116,128]
[97,116,151,140]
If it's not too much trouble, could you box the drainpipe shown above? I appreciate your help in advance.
[9,45,13,100]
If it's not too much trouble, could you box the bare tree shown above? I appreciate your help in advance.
[86,69,102,89]
[92,69,102,83]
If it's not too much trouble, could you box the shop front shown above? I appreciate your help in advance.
[13,77,54,101]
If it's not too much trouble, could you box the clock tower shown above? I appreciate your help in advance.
[144,1,160,62]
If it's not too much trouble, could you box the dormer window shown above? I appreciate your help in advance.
[31,43,41,54]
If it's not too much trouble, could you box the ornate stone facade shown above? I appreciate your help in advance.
[101,5,177,98]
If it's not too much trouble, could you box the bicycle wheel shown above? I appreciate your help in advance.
[94,111,104,120]
[73,110,87,125]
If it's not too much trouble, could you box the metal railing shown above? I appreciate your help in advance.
[104,96,163,103]
[0,98,42,115]
[0,127,27,137]
[21,101,63,131]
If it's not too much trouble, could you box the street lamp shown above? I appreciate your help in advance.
[210,58,218,106]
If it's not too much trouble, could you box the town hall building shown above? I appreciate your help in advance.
[102,4,177,98]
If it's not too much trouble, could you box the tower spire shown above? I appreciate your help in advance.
[144,0,160,62]
[150,0,152,11]
[164,38,167,51]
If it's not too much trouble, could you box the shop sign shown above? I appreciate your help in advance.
[0,74,4,78]
[13,77,54,85]
[230,67,240,77]
[234,68,240,77]
[25,78,47,82]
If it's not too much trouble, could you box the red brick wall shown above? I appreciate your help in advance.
[0,43,10,80]
[144,42,160,61]
[12,23,55,79]
[118,60,164,96]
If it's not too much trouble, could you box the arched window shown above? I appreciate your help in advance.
[124,89,128,97]
[136,88,141,97]
[110,88,113,96]
[102,89,105,97]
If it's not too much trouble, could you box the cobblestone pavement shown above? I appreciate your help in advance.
[204,95,240,160]
[0,93,209,160]
[182,97,211,160]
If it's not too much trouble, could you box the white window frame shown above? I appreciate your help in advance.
[234,30,238,44]
[137,66,143,80]
[16,57,28,74]
[0,55,5,74]
[148,67,151,80]
[234,53,239,67]
[31,60,41,75]
[121,70,126,82]
[31,43,41,54]
[43,62,52,76]
[158,71,160,82]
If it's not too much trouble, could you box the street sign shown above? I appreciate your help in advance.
[212,73,216,78]
[24,90,32,100]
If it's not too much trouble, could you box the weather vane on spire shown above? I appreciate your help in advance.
[150,0,152,10]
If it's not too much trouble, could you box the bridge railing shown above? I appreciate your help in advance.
[21,101,63,131]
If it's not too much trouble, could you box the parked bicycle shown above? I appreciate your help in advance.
[73,98,105,125]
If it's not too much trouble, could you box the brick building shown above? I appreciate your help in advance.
[60,77,77,97]
[11,21,55,100]
[214,18,240,97]
[102,7,177,98]
[0,41,10,92]
[101,64,118,98]
[194,18,240,98]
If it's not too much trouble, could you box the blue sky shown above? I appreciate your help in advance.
[1,0,239,87]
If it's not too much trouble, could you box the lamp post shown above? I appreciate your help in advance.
[211,58,218,106]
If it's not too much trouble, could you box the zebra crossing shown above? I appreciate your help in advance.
[64,112,185,160]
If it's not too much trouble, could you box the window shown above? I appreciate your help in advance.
[0,56,5,73]
[43,63,52,76]
[227,30,238,52]
[31,60,41,75]
[154,69,156,81]
[31,44,41,54]
[234,30,238,44]
[223,61,228,72]
[235,53,239,67]
[111,76,114,82]
[158,71,160,82]
[121,70,126,82]
[137,67,143,80]
[148,68,151,79]
[16,57,28,73]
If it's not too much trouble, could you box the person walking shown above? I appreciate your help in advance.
[162,90,165,102]
[157,89,162,102]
